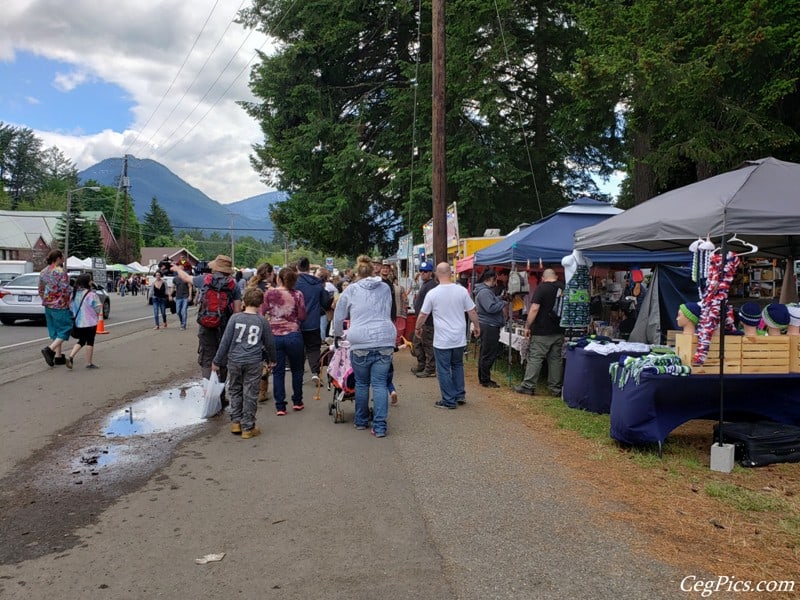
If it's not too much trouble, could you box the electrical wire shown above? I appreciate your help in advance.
[124,0,224,156]
[492,0,543,220]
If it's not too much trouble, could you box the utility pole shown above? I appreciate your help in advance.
[228,212,235,266]
[121,155,131,263]
[431,0,447,266]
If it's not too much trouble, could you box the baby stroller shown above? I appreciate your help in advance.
[322,339,356,423]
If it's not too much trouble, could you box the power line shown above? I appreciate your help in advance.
[130,0,250,157]
[124,0,224,156]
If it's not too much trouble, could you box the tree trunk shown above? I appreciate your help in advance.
[632,128,656,205]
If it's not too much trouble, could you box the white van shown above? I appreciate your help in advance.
[0,260,35,286]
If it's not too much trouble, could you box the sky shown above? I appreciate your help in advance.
[0,0,274,204]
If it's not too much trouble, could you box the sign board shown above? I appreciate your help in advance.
[325,257,334,270]
[91,257,107,287]
[397,234,413,260]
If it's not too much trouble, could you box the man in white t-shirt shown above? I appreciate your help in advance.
[415,262,481,409]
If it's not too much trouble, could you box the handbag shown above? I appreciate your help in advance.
[71,291,90,338]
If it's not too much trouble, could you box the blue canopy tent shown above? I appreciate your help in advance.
[473,197,692,267]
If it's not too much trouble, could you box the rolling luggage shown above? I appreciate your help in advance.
[714,421,800,467]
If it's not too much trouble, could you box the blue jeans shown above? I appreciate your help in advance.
[273,332,305,410]
[175,297,189,328]
[351,348,393,434]
[434,346,466,407]
[152,297,167,326]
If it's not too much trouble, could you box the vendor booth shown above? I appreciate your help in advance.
[573,157,800,452]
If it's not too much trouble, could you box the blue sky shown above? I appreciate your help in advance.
[0,52,134,134]
[1,0,273,204]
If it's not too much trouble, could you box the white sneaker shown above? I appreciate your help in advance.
[311,374,320,384]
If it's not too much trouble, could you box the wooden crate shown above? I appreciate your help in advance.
[675,333,742,375]
[665,330,681,347]
[787,335,800,373]
[740,335,791,374]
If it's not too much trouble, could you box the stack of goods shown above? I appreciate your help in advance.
[609,352,691,388]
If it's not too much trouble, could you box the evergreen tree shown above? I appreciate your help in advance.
[142,197,174,246]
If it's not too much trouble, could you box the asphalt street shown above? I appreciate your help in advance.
[0,320,685,599]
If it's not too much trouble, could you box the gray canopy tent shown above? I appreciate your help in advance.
[572,156,800,459]
[574,157,800,258]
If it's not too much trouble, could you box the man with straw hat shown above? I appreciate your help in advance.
[173,255,242,386]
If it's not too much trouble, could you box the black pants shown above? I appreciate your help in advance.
[478,324,501,384]
[302,329,322,376]
[413,325,436,374]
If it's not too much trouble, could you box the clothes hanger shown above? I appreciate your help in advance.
[726,233,758,255]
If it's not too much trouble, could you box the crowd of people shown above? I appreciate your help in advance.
[38,247,570,440]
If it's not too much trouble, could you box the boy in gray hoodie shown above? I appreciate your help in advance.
[213,287,276,439]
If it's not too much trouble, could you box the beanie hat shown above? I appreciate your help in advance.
[738,302,762,327]
[762,302,790,330]
[679,302,702,326]
[786,303,800,327]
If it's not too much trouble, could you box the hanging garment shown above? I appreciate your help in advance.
[560,264,591,329]
[693,251,740,365]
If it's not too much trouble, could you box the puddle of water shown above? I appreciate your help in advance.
[104,382,209,437]
[71,445,126,470]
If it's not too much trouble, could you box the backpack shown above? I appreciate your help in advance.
[197,274,235,329]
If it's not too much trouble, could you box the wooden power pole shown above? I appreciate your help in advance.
[432,0,447,265]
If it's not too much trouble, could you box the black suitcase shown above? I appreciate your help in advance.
[714,421,800,467]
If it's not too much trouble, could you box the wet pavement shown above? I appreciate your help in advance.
[0,381,215,564]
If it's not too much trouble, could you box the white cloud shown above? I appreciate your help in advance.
[24,95,40,105]
[3,0,277,204]
[52,69,89,92]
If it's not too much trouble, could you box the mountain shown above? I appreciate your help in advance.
[225,190,287,224]
[78,157,281,242]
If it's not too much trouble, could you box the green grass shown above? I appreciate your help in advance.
[705,482,791,512]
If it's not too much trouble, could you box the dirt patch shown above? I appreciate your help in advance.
[479,370,800,593]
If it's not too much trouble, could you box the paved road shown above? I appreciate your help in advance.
[0,323,684,599]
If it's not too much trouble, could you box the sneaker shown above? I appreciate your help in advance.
[292,404,305,411]
[53,355,66,365]
[390,391,398,405]
[371,428,386,438]
[65,356,73,370]
[153,326,160,330]
[86,364,99,369]
[311,374,320,385]
[276,409,287,416]
[410,366,422,374]
[456,398,466,405]
[354,423,367,430]
[415,371,436,378]
[481,381,500,388]
[241,426,261,439]
[434,400,457,410]
[41,347,55,367]
[513,385,535,396]
[230,422,242,434]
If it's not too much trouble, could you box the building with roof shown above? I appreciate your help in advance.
[0,210,119,268]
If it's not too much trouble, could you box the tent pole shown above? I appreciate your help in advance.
[508,260,514,386]
[717,237,727,447]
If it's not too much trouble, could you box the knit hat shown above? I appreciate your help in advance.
[787,303,800,327]
[762,302,790,330]
[738,302,762,327]
[679,302,702,326]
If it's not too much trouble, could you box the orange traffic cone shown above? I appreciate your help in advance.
[96,313,109,334]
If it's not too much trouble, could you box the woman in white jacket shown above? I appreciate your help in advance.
[332,255,396,437]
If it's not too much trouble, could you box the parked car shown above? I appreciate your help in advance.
[0,272,111,326]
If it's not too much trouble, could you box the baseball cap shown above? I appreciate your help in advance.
[419,261,433,272]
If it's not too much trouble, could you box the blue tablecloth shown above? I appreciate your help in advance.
[563,346,648,414]
[610,372,800,445]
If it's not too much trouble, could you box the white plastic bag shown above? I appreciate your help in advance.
[201,372,225,418]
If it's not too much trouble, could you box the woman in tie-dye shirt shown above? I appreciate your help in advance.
[37,249,72,367]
